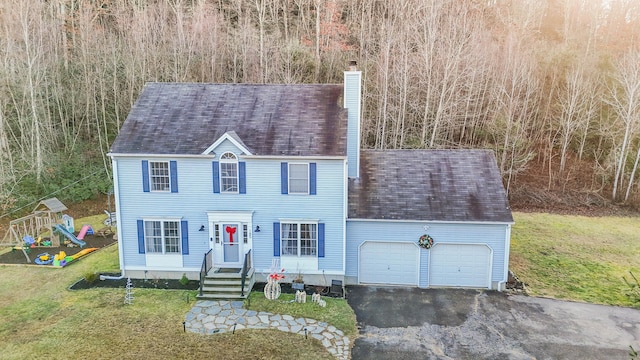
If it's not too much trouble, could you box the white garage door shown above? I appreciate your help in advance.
[429,244,491,288]
[359,241,419,286]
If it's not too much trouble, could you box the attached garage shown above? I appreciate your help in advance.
[359,241,419,286]
[429,243,491,288]
[346,150,514,290]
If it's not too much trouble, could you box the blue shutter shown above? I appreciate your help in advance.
[280,162,288,194]
[170,161,178,193]
[181,220,189,255]
[212,161,220,193]
[309,162,317,195]
[239,162,246,194]
[137,220,145,254]
[318,223,325,258]
[142,161,150,192]
[273,222,280,257]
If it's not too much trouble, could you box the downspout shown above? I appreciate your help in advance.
[100,273,125,281]
[499,224,512,291]
[101,156,125,281]
[342,159,348,278]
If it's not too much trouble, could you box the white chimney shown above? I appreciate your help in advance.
[344,61,361,179]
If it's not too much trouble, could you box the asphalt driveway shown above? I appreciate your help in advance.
[347,286,640,359]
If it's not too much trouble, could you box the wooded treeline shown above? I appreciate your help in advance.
[1,0,640,213]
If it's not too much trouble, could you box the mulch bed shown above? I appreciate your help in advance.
[69,274,200,291]
[0,232,116,265]
[70,279,342,295]
[254,282,345,298]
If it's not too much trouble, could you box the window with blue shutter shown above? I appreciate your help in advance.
[273,222,280,257]
[181,220,189,255]
[143,160,177,192]
[279,221,322,257]
[282,162,316,195]
[214,155,245,194]
[139,219,184,254]
[137,220,145,253]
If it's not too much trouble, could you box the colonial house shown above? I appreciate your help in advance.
[108,63,513,299]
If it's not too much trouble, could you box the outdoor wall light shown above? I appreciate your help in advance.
[254,225,261,232]
[199,225,205,232]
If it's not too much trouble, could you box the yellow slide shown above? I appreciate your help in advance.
[69,248,98,260]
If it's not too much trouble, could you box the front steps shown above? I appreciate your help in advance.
[197,267,255,301]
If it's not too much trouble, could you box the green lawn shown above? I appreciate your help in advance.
[510,212,640,307]
[0,243,353,359]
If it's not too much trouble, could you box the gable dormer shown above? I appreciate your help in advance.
[204,131,250,194]
[202,131,253,157]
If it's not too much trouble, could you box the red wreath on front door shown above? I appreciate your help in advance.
[225,226,237,246]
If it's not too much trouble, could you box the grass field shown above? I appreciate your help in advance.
[0,243,352,359]
[510,212,640,307]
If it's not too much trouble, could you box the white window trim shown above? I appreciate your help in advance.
[149,161,171,192]
[280,257,319,274]
[288,162,310,195]
[145,253,183,268]
[219,152,239,194]
[280,220,318,258]
[143,217,182,255]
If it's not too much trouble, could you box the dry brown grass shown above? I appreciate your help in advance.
[0,245,336,359]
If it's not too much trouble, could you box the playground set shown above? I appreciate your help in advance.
[0,198,102,266]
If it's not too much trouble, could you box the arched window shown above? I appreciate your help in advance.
[220,152,238,193]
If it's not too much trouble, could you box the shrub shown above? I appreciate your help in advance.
[84,272,99,284]
[179,273,190,286]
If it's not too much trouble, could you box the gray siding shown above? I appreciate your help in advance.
[346,220,509,288]
[114,155,346,275]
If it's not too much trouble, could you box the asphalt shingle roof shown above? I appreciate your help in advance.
[112,82,511,223]
[348,149,513,223]
[110,82,348,157]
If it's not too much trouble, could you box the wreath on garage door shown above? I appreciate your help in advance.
[418,234,434,249]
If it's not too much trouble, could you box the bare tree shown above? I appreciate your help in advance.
[606,50,640,202]
[489,32,540,194]
[555,62,600,173]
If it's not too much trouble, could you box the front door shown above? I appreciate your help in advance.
[207,211,254,269]
[221,223,241,266]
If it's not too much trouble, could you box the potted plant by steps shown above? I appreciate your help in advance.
[292,272,304,291]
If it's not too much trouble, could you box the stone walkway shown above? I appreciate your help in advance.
[184,300,351,359]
